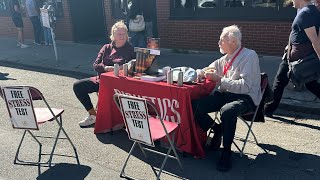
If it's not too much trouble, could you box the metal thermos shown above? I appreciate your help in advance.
[114,64,119,77]
[167,70,173,85]
[123,63,128,76]
[177,71,183,87]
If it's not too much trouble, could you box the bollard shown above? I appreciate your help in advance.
[167,70,173,85]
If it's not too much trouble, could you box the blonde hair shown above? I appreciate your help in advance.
[221,25,242,47]
[109,20,128,41]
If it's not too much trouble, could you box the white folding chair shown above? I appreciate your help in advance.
[113,93,183,180]
[208,73,269,156]
[0,86,79,167]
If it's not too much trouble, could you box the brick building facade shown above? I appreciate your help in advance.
[0,0,295,55]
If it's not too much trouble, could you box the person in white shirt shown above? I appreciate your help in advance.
[192,25,262,172]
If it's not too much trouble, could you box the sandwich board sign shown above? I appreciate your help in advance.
[1,86,38,130]
[118,95,154,147]
[40,8,50,28]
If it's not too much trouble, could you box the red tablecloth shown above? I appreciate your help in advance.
[95,72,216,157]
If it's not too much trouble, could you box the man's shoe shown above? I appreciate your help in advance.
[216,150,232,172]
[208,124,222,150]
[16,42,21,47]
[79,115,96,127]
[264,111,274,118]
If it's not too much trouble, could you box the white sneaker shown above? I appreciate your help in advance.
[16,42,21,47]
[79,115,96,127]
[34,41,42,45]
[20,44,29,48]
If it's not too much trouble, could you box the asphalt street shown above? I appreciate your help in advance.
[0,65,320,180]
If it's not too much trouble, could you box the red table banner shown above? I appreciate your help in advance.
[95,72,216,157]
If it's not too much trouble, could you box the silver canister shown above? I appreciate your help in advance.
[177,71,183,87]
[162,66,171,78]
[123,63,128,76]
[114,64,119,77]
[167,70,173,85]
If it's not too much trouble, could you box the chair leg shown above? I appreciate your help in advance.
[14,130,27,164]
[120,141,137,178]
[48,122,62,167]
[167,134,183,169]
[55,116,80,165]
[238,117,259,157]
[156,135,183,179]
[241,124,258,154]
[137,143,148,158]
[206,112,222,146]
[157,146,172,179]
[232,141,243,157]
[14,130,42,165]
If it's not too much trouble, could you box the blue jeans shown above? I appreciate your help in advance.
[129,31,146,48]
[43,27,53,45]
[30,16,43,43]
[192,91,255,150]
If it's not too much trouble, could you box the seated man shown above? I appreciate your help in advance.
[192,25,262,172]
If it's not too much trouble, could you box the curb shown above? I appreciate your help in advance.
[279,98,320,115]
[0,60,93,79]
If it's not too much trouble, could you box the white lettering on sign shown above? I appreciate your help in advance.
[114,89,181,124]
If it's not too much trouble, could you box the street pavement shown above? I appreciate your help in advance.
[0,36,320,180]
[1,65,319,180]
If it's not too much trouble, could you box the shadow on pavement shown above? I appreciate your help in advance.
[271,115,320,131]
[0,72,16,80]
[96,131,320,179]
[0,61,91,80]
[248,143,320,179]
[37,163,91,180]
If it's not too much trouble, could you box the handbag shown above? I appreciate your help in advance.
[288,53,320,85]
[129,15,145,32]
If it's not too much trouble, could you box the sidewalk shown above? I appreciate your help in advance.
[0,36,319,115]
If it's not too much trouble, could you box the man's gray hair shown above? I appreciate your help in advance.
[222,25,242,47]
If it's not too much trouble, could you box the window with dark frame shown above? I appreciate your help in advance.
[171,0,296,20]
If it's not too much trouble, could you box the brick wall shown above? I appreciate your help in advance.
[0,0,73,41]
[54,0,73,41]
[156,1,291,55]
[1,0,291,55]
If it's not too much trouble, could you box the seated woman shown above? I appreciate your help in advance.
[73,21,135,127]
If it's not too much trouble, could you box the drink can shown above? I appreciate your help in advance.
[177,71,183,87]
[114,64,119,77]
[123,63,128,76]
[167,70,173,85]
